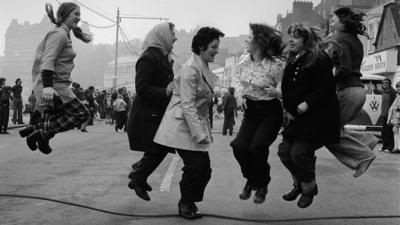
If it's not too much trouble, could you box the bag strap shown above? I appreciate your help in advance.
[190,66,214,94]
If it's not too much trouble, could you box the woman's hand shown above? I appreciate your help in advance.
[197,134,210,145]
[297,101,309,114]
[166,82,175,96]
[264,85,280,97]
[42,87,56,103]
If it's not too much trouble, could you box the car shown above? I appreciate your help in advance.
[344,74,385,136]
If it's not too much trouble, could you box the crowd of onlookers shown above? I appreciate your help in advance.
[0,76,133,134]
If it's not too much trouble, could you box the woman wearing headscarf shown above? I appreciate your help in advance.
[154,27,224,220]
[19,2,91,154]
[279,23,340,208]
[127,22,177,201]
[325,7,377,178]
[230,23,285,204]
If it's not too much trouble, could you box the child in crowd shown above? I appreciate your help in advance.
[112,93,127,132]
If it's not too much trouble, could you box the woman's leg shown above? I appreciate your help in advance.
[327,86,376,170]
[177,150,211,203]
[393,126,400,150]
[289,140,322,208]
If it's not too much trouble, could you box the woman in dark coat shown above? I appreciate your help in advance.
[127,22,177,201]
[278,23,340,208]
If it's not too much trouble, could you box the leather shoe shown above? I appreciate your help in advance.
[127,172,152,191]
[128,180,150,201]
[282,184,302,201]
[178,200,202,220]
[253,187,267,204]
[297,185,318,208]
[19,125,35,138]
[239,181,252,200]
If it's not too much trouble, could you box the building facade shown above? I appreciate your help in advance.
[362,2,400,85]
[103,55,138,91]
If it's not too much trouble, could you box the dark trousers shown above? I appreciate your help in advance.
[131,151,168,183]
[0,106,9,131]
[223,109,235,135]
[230,99,282,188]
[115,110,127,130]
[177,150,211,203]
[278,138,322,183]
[209,104,213,129]
[381,117,394,150]
[12,98,23,123]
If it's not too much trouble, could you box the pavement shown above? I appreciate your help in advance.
[0,117,399,225]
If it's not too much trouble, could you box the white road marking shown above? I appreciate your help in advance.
[160,156,180,192]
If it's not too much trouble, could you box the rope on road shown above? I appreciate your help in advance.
[1,193,399,223]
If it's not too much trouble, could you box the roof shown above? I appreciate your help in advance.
[107,55,140,65]
[374,2,400,47]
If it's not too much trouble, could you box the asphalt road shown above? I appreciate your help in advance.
[0,118,399,225]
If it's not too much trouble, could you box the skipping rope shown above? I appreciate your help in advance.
[1,193,399,223]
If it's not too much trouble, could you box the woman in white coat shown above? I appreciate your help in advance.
[154,27,224,220]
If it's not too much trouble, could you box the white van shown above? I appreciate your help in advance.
[345,74,385,135]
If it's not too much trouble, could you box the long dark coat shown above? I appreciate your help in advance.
[127,47,174,153]
[281,50,340,145]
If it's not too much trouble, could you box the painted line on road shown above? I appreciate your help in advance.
[160,156,180,192]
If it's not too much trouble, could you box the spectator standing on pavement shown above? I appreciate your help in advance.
[380,78,397,153]
[222,87,237,135]
[112,92,127,132]
[154,27,224,220]
[96,90,106,119]
[324,7,377,178]
[19,2,91,154]
[0,78,12,134]
[230,23,285,205]
[126,22,177,202]
[80,86,95,132]
[11,78,24,124]
[387,81,400,154]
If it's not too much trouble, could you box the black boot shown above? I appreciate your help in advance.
[297,185,318,208]
[128,171,152,191]
[178,200,202,220]
[19,125,35,138]
[239,180,252,200]
[26,130,52,154]
[253,186,267,204]
[282,184,302,201]
[128,180,150,201]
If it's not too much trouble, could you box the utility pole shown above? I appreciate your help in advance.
[113,7,120,88]
[112,8,168,88]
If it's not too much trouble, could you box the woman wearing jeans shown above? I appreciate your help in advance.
[325,7,377,177]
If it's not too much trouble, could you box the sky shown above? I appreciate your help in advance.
[0,0,321,55]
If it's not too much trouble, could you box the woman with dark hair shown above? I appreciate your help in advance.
[19,2,91,154]
[230,23,285,204]
[127,22,177,201]
[279,23,340,208]
[154,27,224,220]
[325,7,377,178]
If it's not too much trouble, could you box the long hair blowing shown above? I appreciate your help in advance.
[45,3,92,43]
[287,23,323,68]
[334,7,368,37]
[249,23,284,60]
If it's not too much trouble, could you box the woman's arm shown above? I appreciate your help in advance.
[180,67,208,143]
